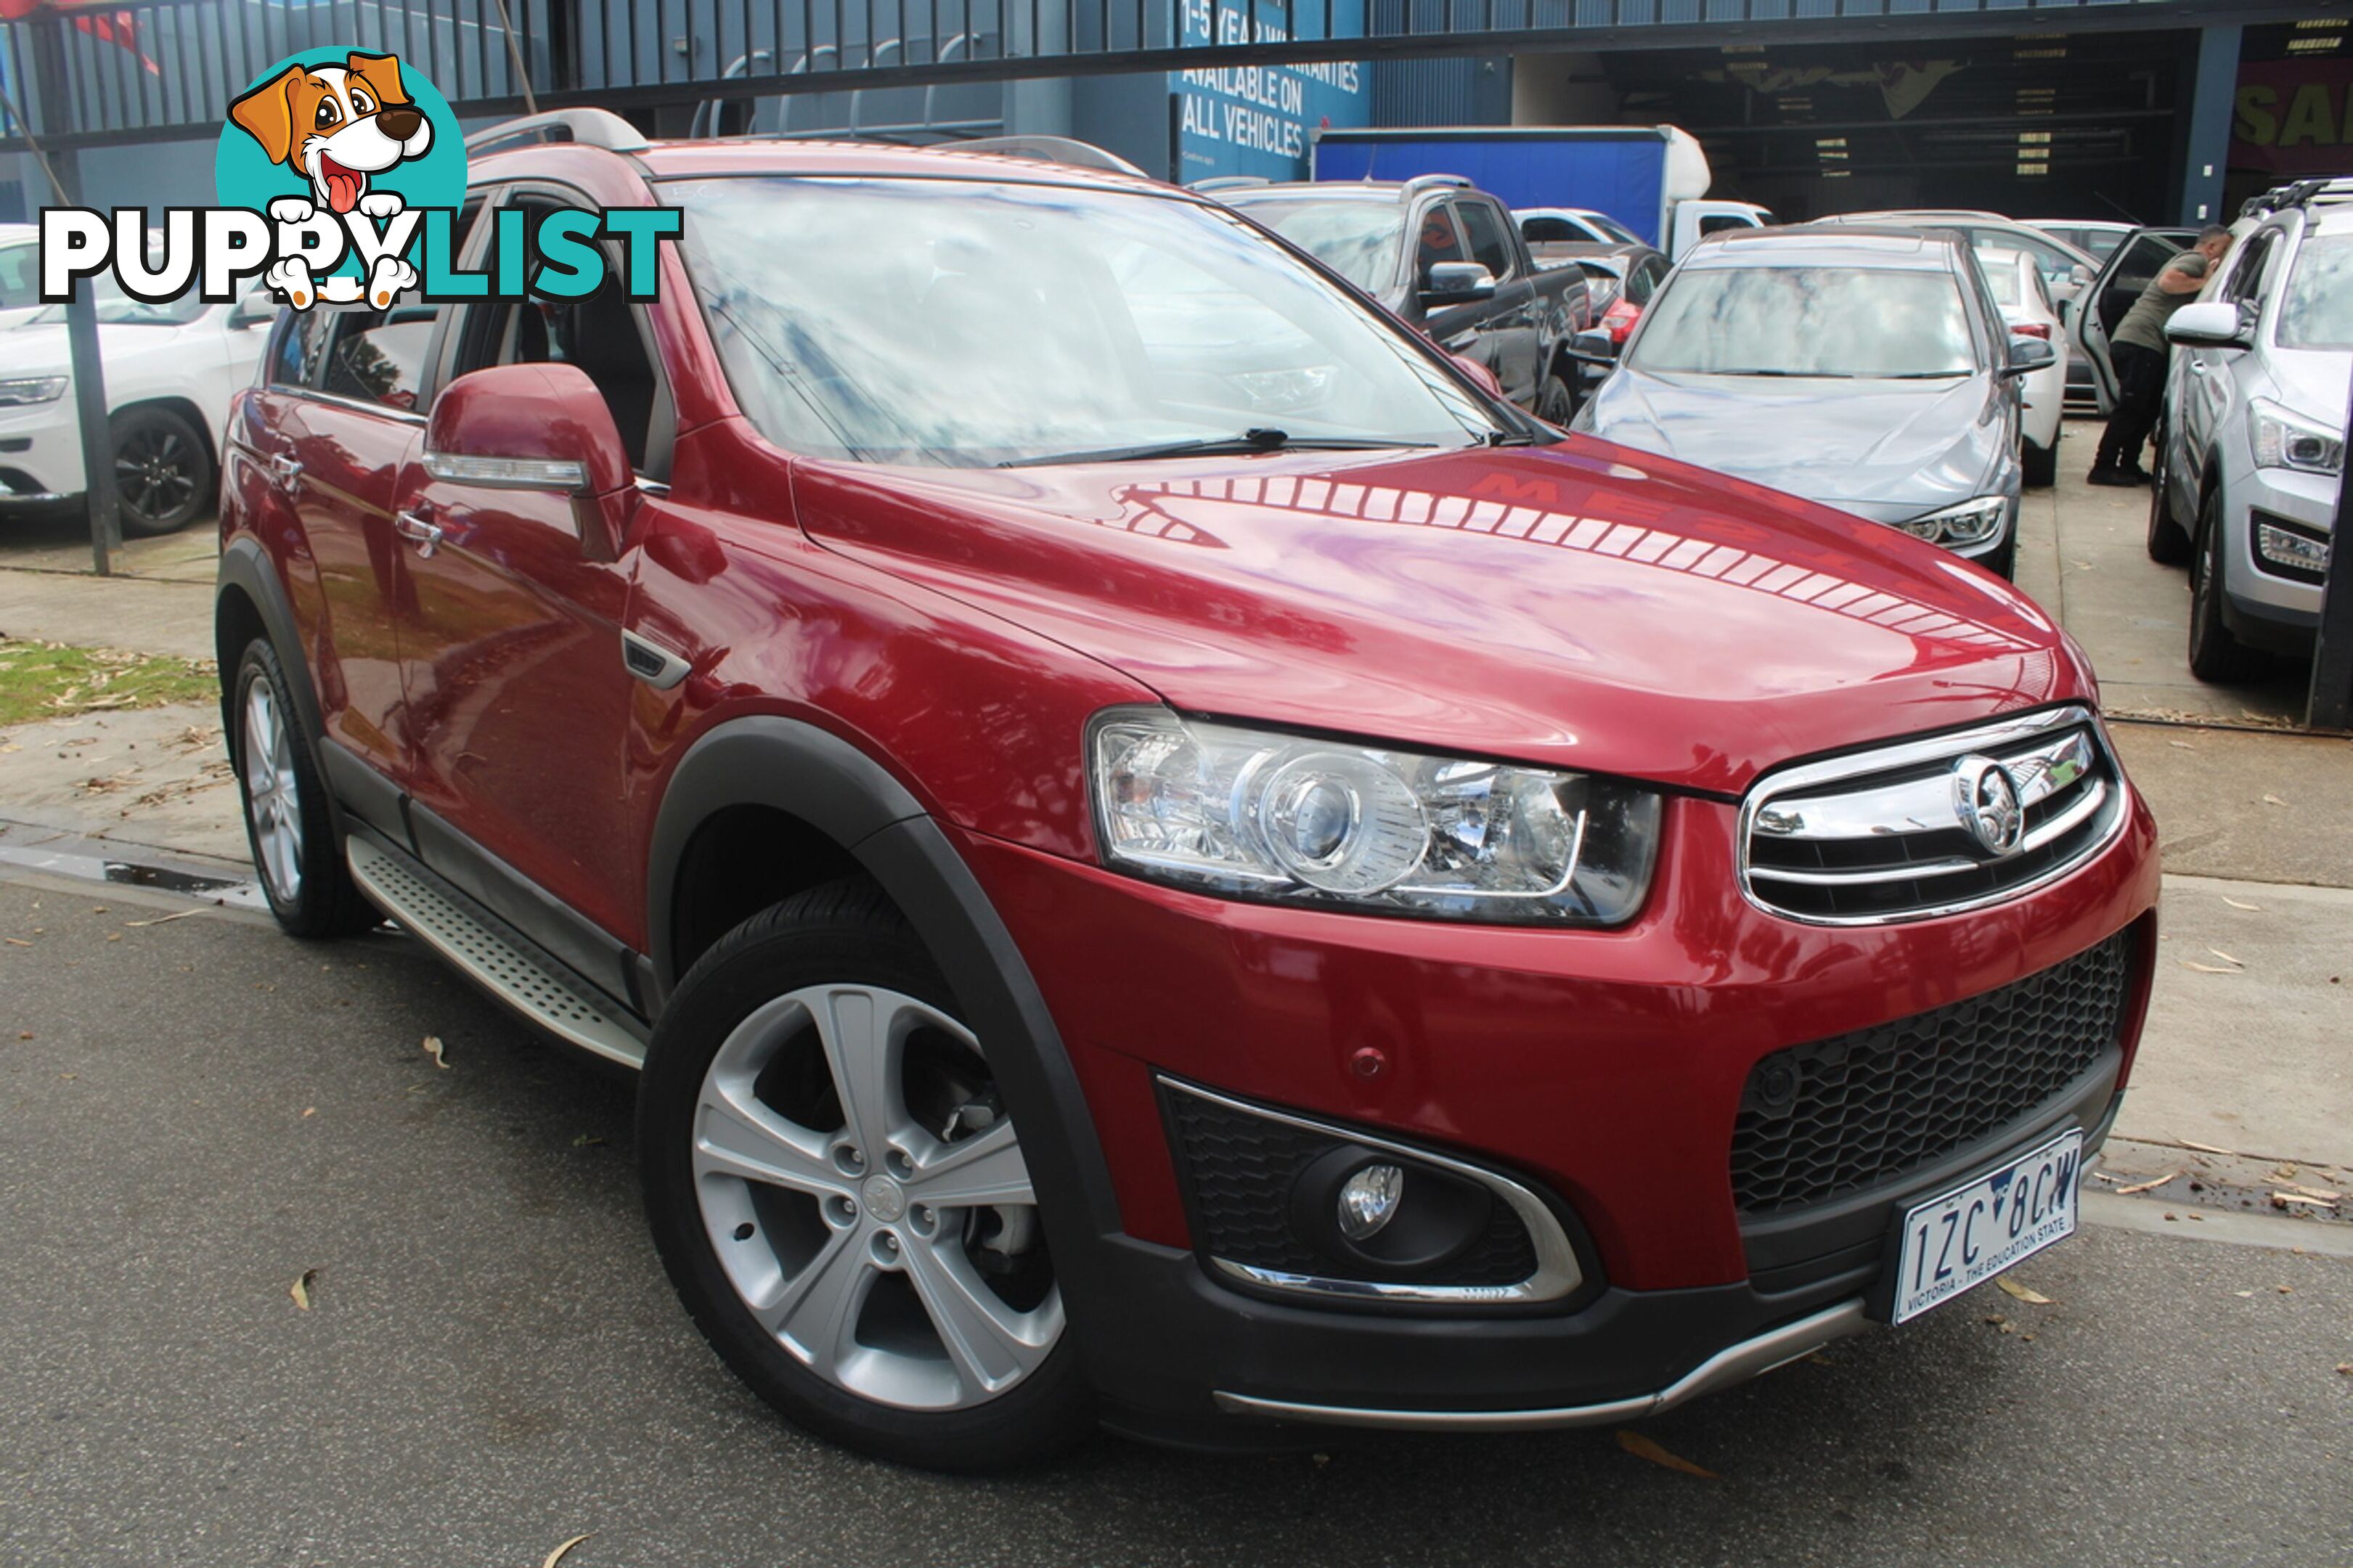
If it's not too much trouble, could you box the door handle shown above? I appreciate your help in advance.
[266,454,303,494]
[393,510,444,558]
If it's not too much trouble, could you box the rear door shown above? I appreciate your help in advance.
[2071,227,2198,406]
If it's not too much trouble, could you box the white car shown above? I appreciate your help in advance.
[0,224,41,332]
[1977,243,2070,488]
[0,276,275,535]
[1517,206,1645,248]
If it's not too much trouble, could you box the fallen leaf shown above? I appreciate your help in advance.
[2288,1185,2343,1202]
[2271,1193,2338,1210]
[2207,947,2246,967]
[2167,740,2195,750]
[2182,960,2238,974]
[3,937,29,947]
[2277,1285,2293,1294]
[2262,793,2288,807]
[423,1035,449,1069]
[290,1269,318,1310]
[542,1535,592,1568]
[1997,1276,2054,1304]
[123,908,202,928]
[2235,1289,2255,1298]
[2338,1363,2352,1376]
[2115,1171,2177,1196]
[302,1107,315,1118]
[15,1031,30,1040]
[2180,1140,2239,1156]
[1616,1429,1718,1479]
[2221,896,2262,911]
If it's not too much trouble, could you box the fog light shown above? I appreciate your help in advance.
[1337,1163,1406,1241]
[2255,520,2330,576]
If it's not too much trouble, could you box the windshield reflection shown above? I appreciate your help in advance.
[1631,266,1977,378]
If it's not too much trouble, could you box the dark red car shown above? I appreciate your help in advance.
[216,113,2159,1471]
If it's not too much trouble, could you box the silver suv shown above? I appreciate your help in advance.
[2149,182,2349,682]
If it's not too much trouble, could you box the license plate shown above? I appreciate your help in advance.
[1891,1127,2083,1326]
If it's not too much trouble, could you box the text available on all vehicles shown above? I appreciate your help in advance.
[216,127,2158,1474]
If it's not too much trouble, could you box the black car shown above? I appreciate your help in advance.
[1218,176,1591,424]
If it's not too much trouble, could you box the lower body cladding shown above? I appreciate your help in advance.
[2218,464,2332,658]
[947,784,2159,1438]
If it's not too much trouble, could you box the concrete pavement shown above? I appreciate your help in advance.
[1,879,2348,1568]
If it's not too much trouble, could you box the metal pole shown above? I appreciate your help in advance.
[2306,359,2353,731]
[10,20,119,576]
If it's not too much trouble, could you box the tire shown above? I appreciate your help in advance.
[110,405,213,536]
[2021,434,2057,490]
[231,637,378,936]
[1535,372,1577,428]
[2187,489,2262,684]
[639,878,1092,1471]
[2145,439,2192,566]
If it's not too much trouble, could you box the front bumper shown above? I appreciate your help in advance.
[0,400,86,505]
[950,776,2161,1432]
[2222,464,2330,657]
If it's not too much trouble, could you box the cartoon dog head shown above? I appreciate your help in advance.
[230,53,432,216]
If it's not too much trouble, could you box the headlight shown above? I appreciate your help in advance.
[2249,398,2342,475]
[1898,495,2007,547]
[1088,708,1662,925]
[0,375,67,407]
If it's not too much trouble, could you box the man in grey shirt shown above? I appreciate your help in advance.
[2089,225,2233,486]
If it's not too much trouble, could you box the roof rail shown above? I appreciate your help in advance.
[2242,176,2353,219]
[1400,173,1472,197]
[465,108,651,158]
[945,135,1147,179]
[1190,175,1271,192]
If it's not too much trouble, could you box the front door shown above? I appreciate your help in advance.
[2072,228,2198,408]
[389,204,672,959]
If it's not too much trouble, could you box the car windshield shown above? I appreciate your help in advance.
[1583,212,1642,245]
[1220,195,1403,293]
[2279,233,2353,350]
[28,273,211,328]
[1627,265,1978,377]
[667,176,1500,467]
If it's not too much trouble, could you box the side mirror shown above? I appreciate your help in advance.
[1420,261,1496,307]
[424,363,635,559]
[2164,300,2252,350]
[1567,327,1620,365]
[1449,353,1504,399]
[2068,264,2094,288]
[228,295,277,330]
[1999,336,2057,377]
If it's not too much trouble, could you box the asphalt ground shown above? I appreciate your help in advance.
[3,878,2349,1568]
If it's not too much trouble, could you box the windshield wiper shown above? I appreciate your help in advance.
[1876,369,1972,380]
[998,430,1435,468]
[1704,368,1859,378]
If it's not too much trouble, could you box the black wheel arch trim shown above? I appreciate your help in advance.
[216,536,345,838]
[645,715,1128,1255]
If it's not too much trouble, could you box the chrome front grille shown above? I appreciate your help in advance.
[1740,706,2128,925]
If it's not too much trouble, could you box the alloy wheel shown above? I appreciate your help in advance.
[240,677,303,903]
[690,984,1063,1412]
[115,421,199,530]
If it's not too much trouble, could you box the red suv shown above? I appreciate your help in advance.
[216,115,2159,1471]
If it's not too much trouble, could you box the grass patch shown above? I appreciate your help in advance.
[0,638,219,727]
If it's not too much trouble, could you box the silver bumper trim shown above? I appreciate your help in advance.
[1210,1298,1871,1432]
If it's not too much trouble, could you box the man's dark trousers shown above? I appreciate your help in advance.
[2095,343,2166,472]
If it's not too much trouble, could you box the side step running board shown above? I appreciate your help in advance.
[347,834,649,1069]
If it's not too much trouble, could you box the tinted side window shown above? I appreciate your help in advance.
[1522,216,1574,245]
[446,196,667,473]
[2221,234,2272,306]
[269,309,332,386]
[1629,258,1665,305]
[1698,213,1750,237]
[1414,204,1465,286]
[1456,200,1514,279]
[321,308,437,411]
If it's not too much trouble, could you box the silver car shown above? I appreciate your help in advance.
[1571,225,2052,579]
[2150,183,2348,682]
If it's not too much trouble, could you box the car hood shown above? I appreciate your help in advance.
[788,436,2088,796]
[2263,343,2352,425]
[1581,368,2007,523]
